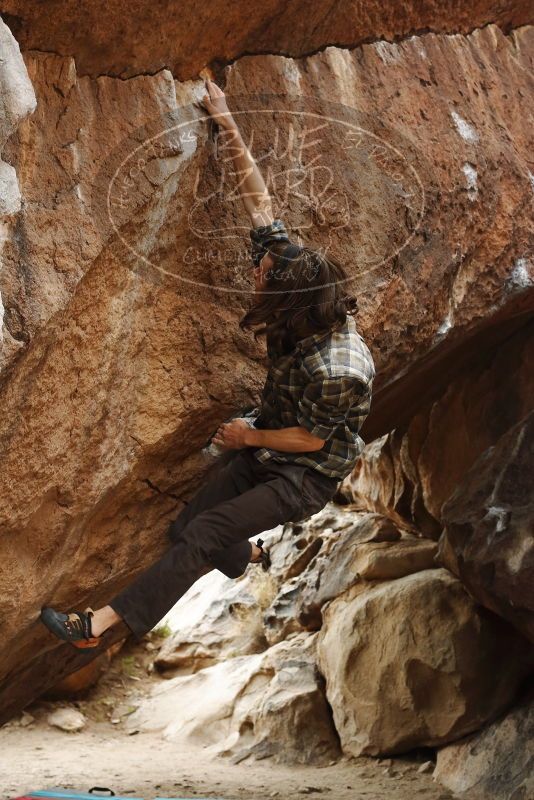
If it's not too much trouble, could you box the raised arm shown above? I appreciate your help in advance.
[200,79,274,228]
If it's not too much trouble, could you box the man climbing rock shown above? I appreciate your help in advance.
[40,79,376,648]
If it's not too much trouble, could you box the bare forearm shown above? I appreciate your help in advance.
[201,79,273,226]
[244,425,325,452]
[220,123,273,227]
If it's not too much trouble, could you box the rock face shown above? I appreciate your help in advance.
[0,3,533,731]
[262,513,437,643]
[43,640,125,699]
[128,632,340,765]
[0,1,530,79]
[0,18,36,215]
[345,321,533,533]
[345,320,534,638]
[440,411,534,643]
[317,569,531,756]
[155,567,275,674]
[123,505,530,764]
[434,695,534,799]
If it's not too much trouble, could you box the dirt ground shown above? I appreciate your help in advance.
[0,635,457,800]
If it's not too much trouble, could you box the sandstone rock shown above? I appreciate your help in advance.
[345,321,534,539]
[47,707,86,732]
[317,569,532,756]
[127,633,340,765]
[1,2,529,80]
[343,319,534,643]
[156,566,276,674]
[0,17,36,215]
[434,695,534,799]
[264,512,435,643]
[43,640,125,699]
[156,508,410,665]
[440,411,534,642]
[418,761,435,774]
[352,538,438,581]
[266,503,401,579]
[0,14,36,362]
[255,521,323,581]
[0,15,533,722]
[334,512,403,546]
[225,26,534,443]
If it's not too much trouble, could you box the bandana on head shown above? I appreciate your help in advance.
[250,219,291,267]
[278,242,304,263]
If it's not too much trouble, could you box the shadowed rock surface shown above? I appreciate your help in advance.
[434,694,534,799]
[440,410,534,642]
[345,320,534,638]
[0,1,531,79]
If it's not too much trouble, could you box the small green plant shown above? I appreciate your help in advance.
[152,622,172,639]
[121,655,139,677]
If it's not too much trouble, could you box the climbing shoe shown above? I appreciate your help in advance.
[40,606,102,649]
[250,538,271,571]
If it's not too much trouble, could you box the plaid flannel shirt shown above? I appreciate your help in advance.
[249,220,376,480]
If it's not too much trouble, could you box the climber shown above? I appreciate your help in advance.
[39,79,376,649]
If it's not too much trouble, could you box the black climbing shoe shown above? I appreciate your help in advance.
[40,606,102,649]
[250,538,271,571]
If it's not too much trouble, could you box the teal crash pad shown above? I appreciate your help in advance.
[13,791,228,800]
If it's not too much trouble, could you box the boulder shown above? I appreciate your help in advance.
[127,632,340,765]
[434,695,534,800]
[155,566,276,674]
[155,506,415,666]
[344,321,534,540]
[1,1,529,79]
[43,640,125,699]
[343,320,534,640]
[317,569,532,756]
[267,504,402,578]
[352,537,438,580]
[1,11,533,721]
[47,707,87,732]
[264,512,435,643]
[440,411,534,642]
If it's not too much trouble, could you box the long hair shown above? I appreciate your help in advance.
[239,241,358,356]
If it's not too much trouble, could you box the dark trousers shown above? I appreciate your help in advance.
[109,448,339,640]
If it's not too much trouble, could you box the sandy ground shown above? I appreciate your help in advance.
[0,629,457,800]
[0,722,455,800]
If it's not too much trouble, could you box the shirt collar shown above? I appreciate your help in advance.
[298,316,349,351]
[270,318,346,361]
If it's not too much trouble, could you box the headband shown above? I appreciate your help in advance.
[250,219,290,267]
[279,242,304,263]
